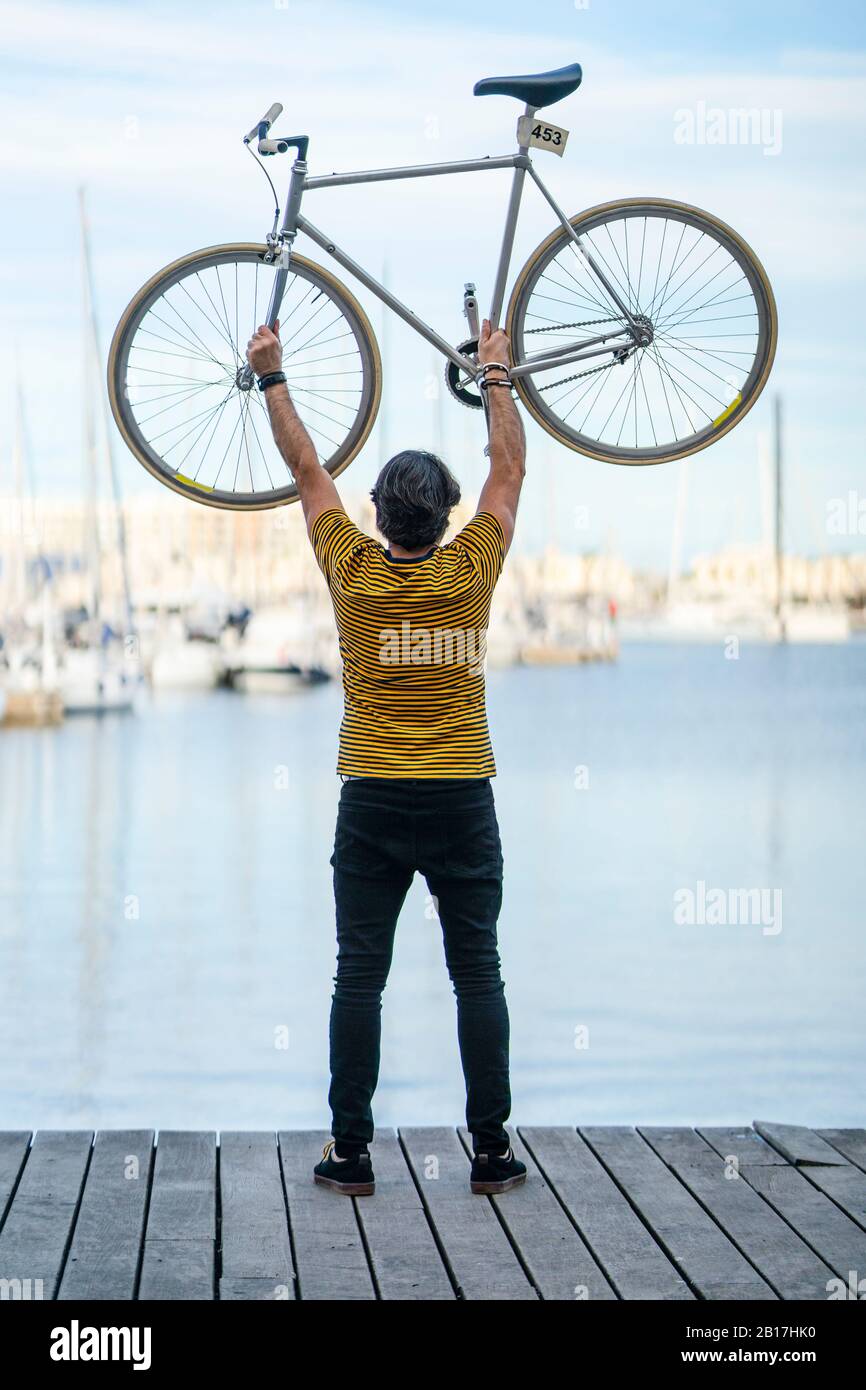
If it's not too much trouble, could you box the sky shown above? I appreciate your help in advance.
[1,0,864,568]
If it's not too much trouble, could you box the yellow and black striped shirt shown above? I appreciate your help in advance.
[311,508,505,778]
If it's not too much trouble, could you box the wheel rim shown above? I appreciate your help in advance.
[509,202,775,464]
[111,248,379,507]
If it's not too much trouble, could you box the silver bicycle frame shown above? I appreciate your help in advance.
[265,106,640,382]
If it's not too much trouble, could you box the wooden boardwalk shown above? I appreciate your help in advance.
[1,1123,864,1300]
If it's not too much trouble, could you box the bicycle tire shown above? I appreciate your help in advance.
[506,198,777,465]
[108,244,382,510]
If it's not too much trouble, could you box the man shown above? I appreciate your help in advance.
[246,316,526,1195]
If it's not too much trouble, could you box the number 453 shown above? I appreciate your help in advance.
[517,115,569,155]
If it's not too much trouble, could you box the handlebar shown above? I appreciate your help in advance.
[243,102,309,160]
[243,102,283,146]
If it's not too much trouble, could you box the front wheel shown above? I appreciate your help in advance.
[506,198,777,465]
[108,245,382,510]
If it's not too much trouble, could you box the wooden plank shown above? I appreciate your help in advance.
[698,1125,788,1165]
[278,1130,375,1301]
[58,1131,154,1301]
[400,1127,537,1300]
[138,1131,216,1300]
[0,1130,92,1298]
[581,1127,776,1300]
[818,1129,866,1172]
[640,1127,837,1299]
[0,1133,31,1228]
[754,1121,849,1166]
[456,1128,616,1300]
[352,1129,453,1300]
[700,1128,866,1282]
[801,1166,866,1233]
[730,1125,866,1234]
[218,1132,294,1300]
[219,1277,294,1300]
[521,1127,693,1300]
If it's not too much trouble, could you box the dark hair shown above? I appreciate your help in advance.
[370,450,461,549]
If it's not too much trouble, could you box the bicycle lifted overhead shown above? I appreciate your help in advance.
[108,62,777,511]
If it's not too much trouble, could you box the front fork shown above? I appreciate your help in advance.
[237,158,308,391]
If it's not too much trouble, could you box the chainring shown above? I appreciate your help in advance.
[445,338,483,409]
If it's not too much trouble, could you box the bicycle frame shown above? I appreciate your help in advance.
[262,105,642,383]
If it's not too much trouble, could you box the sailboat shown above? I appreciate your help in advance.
[765,398,849,643]
[652,396,850,643]
[59,190,141,716]
[0,377,64,727]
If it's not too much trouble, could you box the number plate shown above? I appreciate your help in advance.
[517,116,569,156]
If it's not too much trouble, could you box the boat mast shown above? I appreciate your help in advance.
[668,461,689,604]
[10,374,29,620]
[82,220,101,638]
[773,394,785,641]
[378,258,390,471]
[79,187,136,644]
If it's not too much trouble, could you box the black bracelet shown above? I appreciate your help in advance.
[257,371,287,391]
[479,379,514,391]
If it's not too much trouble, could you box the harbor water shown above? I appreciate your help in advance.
[1,641,864,1130]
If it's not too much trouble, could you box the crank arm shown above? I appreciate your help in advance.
[463,283,481,344]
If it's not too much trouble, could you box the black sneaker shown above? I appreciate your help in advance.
[470,1145,527,1194]
[313,1139,375,1195]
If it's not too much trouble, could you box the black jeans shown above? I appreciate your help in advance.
[328,776,510,1154]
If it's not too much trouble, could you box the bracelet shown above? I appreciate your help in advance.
[479,361,511,378]
[257,371,287,391]
[479,379,515,392]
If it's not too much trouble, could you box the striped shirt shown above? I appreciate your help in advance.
[310,509,505,778]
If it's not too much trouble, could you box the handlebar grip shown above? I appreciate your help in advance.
[258,138,290,155]
[244,101,283,144]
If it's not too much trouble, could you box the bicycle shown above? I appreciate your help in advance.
[108,62,777,511]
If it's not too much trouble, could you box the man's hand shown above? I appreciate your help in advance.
[246,320,283,377]
[478,318,511,368]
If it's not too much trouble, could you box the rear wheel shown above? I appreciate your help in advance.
[108,245,381,510]
[506,198,777,464]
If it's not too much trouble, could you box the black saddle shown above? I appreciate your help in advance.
[473,63,582,109]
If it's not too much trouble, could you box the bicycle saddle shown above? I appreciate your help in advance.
[473,63,582,109]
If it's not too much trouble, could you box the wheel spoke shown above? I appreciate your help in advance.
[514,205,772,460]
[115,251,372,503]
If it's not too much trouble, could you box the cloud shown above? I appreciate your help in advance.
[0,0,863,563]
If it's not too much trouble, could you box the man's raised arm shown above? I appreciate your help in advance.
[246,322,342,535]
[475,319,526,552]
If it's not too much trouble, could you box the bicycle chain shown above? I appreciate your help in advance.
[539,359,622,392]
[524,316,624,334]
[525,317,632,393]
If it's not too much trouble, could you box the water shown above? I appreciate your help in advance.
[1,642,864,1130]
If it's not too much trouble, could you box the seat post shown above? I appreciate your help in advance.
[518,103,536,150]
[489,104,536,328]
